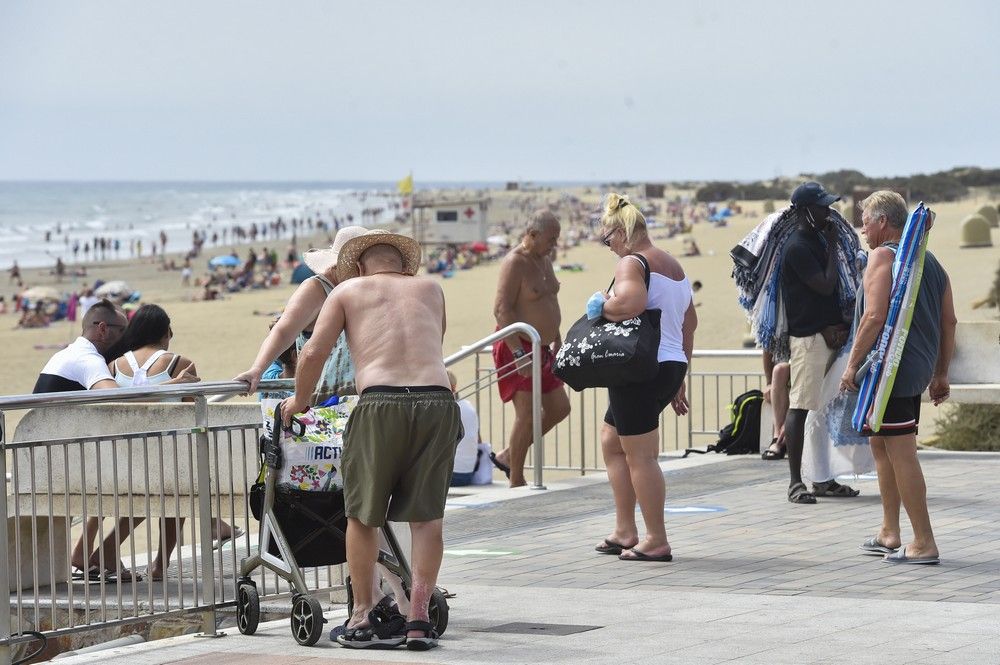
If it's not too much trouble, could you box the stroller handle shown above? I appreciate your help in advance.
[274,402,307,438]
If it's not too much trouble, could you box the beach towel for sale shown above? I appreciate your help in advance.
[732,207,864,361]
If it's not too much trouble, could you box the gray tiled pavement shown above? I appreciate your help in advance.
[56,450,1000,665]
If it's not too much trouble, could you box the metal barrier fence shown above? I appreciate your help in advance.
[466,348,764,474]
[0,330,758,663]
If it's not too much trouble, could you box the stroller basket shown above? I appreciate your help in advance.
[250,483,347,568]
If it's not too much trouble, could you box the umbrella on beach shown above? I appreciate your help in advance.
[21,286,62,302]
[209,255,241,268]
[95,281,132,297]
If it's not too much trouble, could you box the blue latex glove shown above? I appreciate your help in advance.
[586,291,606,320]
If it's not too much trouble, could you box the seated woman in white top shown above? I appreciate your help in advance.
[105,304,240,580]
[111,304,198,391]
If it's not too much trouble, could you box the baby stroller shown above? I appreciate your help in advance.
[236,401,450,646]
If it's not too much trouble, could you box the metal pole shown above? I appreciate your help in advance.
[686,359,694,450]
[530,336,545,490]
[193,397,222,638]
[0,412,12,665]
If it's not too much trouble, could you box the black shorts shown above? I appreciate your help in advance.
[604,361,688,436]
[860,394,921,437]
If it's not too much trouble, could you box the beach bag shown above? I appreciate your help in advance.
[259,397,357,491]
[471,442,494,485]
[683,389,763,456]
[554,254,661,391]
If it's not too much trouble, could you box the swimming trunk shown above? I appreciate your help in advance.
[341,386,461,527]
[492,335,564,403]
[860,394,921,437]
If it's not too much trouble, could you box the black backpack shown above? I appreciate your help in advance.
[683,389,764,457]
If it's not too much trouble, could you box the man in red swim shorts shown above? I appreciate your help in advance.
[492,210,571,487]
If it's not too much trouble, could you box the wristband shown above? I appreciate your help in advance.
[512,348,526,359]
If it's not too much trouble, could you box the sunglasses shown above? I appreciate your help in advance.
[601,230,617,246]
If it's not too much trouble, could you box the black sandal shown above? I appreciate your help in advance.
[812,480,860,497]
[761,439,786,460]
[787,482,817,504]
[336,603,406,649]
[404,620,439,651]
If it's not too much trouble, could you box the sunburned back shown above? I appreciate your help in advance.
[339,274,450,391]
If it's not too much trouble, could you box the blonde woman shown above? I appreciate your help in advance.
[593,193,696,562]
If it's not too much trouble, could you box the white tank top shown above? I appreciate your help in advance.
[114,349,181,387]
[627,254,692,364]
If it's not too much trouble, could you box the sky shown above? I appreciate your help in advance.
[1,0,998,182]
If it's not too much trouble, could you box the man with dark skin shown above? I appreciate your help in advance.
[491,210,571,487]
[780,182,858,504]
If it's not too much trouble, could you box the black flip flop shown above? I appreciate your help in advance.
[595,539,636,555]
[761,439,786,460]
[489,452,511,479]
[71,566,102,583]
[619,548,673,562]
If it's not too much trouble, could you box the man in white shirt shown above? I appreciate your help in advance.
[32,299,139,581]
[33,299,125,393]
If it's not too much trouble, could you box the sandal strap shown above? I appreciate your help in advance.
[404,620,435,636]
[368,604,405,639]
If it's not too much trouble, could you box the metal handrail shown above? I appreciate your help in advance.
[0,341,764,662]
[445,322,544,489]
[0,380,287,411]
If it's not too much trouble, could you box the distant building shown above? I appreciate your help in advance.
[412,198,490,244]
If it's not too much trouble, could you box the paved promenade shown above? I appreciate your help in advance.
[57,450,1000,665]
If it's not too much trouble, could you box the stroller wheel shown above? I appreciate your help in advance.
[290,594,325,646]
[236,583,260,635]
[429,587,450,637]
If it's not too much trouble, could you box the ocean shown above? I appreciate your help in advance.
[0,181,503,269]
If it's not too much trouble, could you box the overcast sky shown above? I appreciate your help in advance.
[1,0,997,182]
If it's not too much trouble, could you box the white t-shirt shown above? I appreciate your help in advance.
[34,337,113,392]
[453,399,480,474]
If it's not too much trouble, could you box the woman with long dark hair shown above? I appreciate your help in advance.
[99,304,237,581]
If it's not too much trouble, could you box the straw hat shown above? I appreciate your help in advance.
[336,230,421,282]
[302,225,369,275]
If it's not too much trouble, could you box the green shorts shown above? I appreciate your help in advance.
[341,386,462,527]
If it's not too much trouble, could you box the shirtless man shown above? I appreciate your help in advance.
[491,210,571,487]
[281,230,460,651]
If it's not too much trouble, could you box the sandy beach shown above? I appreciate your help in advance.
[3,187,998,439]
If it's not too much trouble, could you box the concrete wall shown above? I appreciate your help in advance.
[947,321,1000,403]
[11,403,262,509]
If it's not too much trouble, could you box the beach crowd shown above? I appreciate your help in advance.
[20,181,957,650]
